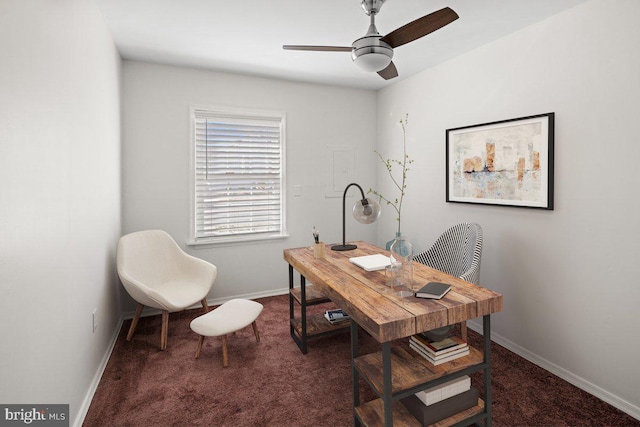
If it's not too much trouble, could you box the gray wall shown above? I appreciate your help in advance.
[121,61,378,310]
[376,0,640,417]
[0,0,122,425]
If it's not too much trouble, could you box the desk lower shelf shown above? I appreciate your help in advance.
[354,345,483,396]
[290,284,331,305]
[289,283,350,354]
[290,314,350,338]
[355,397,484,427]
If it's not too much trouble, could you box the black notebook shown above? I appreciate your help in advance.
[415,282,451,299]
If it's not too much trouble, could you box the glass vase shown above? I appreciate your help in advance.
[389,233,414,297]
[389,232,412,258]
[385,232,399,251]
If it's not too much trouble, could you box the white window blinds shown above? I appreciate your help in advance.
[192,107,286,242]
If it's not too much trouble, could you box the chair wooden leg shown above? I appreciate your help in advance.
[221,335,229,367]
[126,303,144,341]
[195,335,204,359]
[160,310,169,350]
[252,321,260,342]
[460,321,468,342]
[201,298,209,313]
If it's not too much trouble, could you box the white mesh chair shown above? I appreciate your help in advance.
[414,223,483,341]
[117,230,217,350]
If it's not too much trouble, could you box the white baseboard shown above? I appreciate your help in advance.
[121,287,290,320]
[466,319,640,421]
[73,315,124,427]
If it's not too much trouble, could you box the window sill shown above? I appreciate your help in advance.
[187,233,290,248]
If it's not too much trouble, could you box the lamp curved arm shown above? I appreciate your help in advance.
[341,183,366,248]
[332,183,379,251]
[343,183,367,207]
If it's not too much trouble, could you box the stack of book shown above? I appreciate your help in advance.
[409,334,469,365]
[414,376,471,406]
[400,376,479,426]
[324,309,350,324]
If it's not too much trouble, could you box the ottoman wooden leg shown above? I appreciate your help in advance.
[195,335,204,359]
[252,321,260,342]
[221,335,228,367]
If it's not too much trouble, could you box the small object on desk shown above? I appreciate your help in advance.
[415,282,451,299]
[313,242,325,259]
[384,264,398,287]
[324,308,350,324]
[349,253,391,271]
[312,227,325,258]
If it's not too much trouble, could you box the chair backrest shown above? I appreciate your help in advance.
[414,223,483,285]
[116,229,187,288]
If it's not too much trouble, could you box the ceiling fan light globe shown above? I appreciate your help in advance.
[353,52,392,72]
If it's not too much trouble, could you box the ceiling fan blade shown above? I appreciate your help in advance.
[377,61,398,80]
[282,45,352,52]
[380,7,459,49]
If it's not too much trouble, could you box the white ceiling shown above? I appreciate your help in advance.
[95,0,587,91]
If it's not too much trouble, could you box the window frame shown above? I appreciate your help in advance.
[188,105,288,246]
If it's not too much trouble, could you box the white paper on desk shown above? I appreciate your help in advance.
[349,254,391,271]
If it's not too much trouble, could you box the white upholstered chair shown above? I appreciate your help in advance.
[414,223,483,341]
[116,230,217,350]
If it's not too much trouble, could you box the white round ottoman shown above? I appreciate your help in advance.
[190,299,263,367]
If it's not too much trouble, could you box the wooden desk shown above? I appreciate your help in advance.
[284,241,503,427]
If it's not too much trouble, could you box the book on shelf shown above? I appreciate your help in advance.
[409,341,470,365]
[411,334,467,356]
[409,340,469,360]
[401,387,480,426]
[414,375,471,406]
[414,282,451,299]
[324,309,350,324]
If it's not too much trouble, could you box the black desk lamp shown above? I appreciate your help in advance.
[331,183,381,251]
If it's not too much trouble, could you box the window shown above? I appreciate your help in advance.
[190,106,287,244]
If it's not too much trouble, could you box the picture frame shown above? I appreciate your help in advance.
[446,112,554,210]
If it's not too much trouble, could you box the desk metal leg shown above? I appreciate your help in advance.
[351,320,360,427]
[382,341,393,427]
[483,314,492,427]
[288,266,309,354]
[288,264,294,330]
[300,275,308,354]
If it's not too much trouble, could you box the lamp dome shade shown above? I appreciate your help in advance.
[353,197,380,224]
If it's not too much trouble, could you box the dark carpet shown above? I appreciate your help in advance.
[84,294,639,426]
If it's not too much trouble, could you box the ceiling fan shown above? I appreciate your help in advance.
[283,0,459,80]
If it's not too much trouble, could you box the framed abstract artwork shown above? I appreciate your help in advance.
[446,113,554,210]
